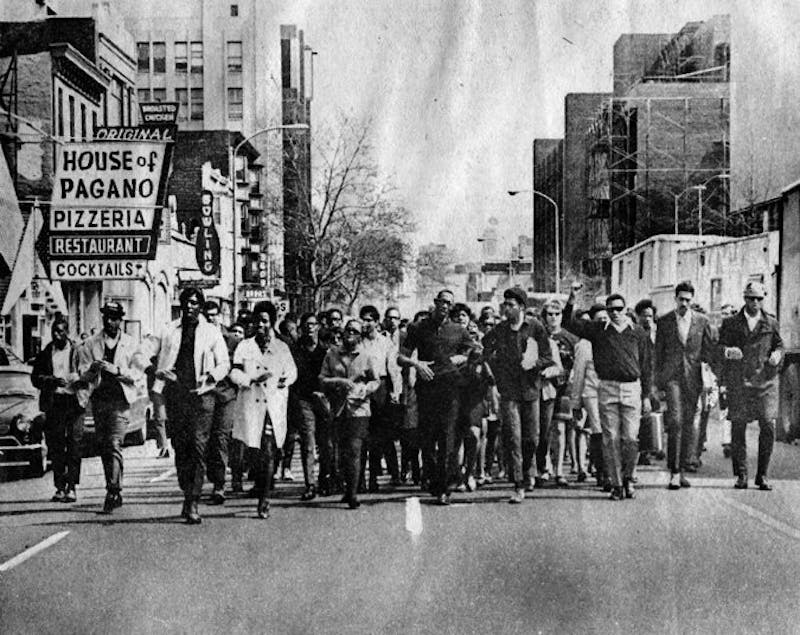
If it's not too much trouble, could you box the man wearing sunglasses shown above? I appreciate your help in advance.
[565,283,653,501]
[717,281,783,491]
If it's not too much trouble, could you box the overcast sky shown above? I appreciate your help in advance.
[282,0,765,259]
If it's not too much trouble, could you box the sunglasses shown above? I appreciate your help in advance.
[744,296,763,301]
[345,328,362,335]
[607,306,625,313]
[545,311,562,317]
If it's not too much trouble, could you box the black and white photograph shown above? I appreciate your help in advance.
[1,0,799,632]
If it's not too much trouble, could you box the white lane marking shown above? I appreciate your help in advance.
[405,497,423,535]
[149,467,176,483]
[0,531,70,572]
[716,493,800,542]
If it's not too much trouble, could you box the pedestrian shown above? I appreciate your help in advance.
[634,298,657,468]
[289,312,328,501]
[539,298,579,487]
[226,321,249,493]
[145,349,170,459]
[398,289,480,505]
[231,301,297,518]
[717,281,783,491]
[569,305,608,488]
[359,305,402,492]
[319,318,382,509]
[482,287,553,503]
[654,282,716,490]
[145,288,230,524]
[31,317,86,503]
[77,301,143,513]
[564,284,653,501]
[204,301,240,505]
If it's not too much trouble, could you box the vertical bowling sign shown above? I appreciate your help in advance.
[196,190,221,276]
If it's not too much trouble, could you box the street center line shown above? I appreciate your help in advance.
[405,496,423,535]
[150,467,176,483]
[715,494,800,542]
[0,531,70,572]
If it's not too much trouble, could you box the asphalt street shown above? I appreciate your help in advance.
[3,417,800,634]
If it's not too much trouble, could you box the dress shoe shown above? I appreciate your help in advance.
[181,499,191,519]
[667,475,680,490]
[102,493,122,514]
[347,497,361,510]
[755,476,773,491]
[300,485,317,501]
[185,500,201,525]
[623,480,635,499]
[577,472,587,483]
[734,475,748,489]
[257,498,270,519]
[51,489,66,503]
[555,476,570,488]
[208,488,226,505]
[436,493,451,506]
[508,488,525,504]
[679,475,691,488]
[64,487,77,503]
[533,476,545,489]
[157,447,170,459]
[609,486,624,501]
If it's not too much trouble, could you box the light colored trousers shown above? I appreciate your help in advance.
[598,380,641,487]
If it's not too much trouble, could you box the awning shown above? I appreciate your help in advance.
[0,152,23,276]
[1,206,42,315]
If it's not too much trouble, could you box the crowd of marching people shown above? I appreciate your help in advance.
[32,277,784,523]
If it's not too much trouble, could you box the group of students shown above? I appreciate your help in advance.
[34,276,784,522]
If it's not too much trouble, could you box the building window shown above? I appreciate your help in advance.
[227,87,243,120]
[68,95,75,140]
[80,103,86,140]
[57,87,64,137]
[136,42,149,73]
[152,88,166,103]
[92,111,97,137]
[227,41,242,73]
[175,88,188,121]
[174,42,187,73]
[137,88,150,103]
[152,42,166,73]
[190,41,203,74]
[190,88,203,120]
[230,4,238,16]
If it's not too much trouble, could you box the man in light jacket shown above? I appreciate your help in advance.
[230,301,297,519]
[144,287,229,524]
[77,301,144,513]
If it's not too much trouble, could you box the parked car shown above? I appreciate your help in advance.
[81,382,152,455]
[0,345,24,366]
[0,365,47,477]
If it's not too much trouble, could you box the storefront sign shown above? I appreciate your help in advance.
[139,102,179,125]
[195,190,221,276]
[50,259,147,281]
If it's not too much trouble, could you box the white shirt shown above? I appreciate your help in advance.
[677,311,692,344]
[51,345,72,395]
[745,310,761,333]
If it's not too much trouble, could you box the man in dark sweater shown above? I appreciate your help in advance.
[565,284,652,501]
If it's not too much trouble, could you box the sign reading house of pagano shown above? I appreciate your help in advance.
[48,124,174,281]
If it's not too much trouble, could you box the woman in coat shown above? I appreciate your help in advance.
[230,301,297,519]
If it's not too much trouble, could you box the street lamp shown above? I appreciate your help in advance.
[508,189,560,294]
[673,173,729,235]
[228,123,309,310]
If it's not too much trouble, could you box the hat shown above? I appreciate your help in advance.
[743,281,767,298]
[503,286,528,307]
[100,300,125,318]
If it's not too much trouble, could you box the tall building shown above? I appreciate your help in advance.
[532,138,563,292]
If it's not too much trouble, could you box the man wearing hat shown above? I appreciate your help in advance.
[717,281,784,490]
[77,301,143,513]
[482,287,553,503]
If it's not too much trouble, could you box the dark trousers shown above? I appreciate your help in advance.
[293,398,319,488]
[416,381,461,496]
[317,409,340,491]
[340,416,369,501]
[254,433,277,496]
[399,428,420,482]
[459,387,485,482]
[589,433,606,480]
[93,398,129,494]
[484,416,502,476]
[537,399,556,475]
[368,402,400,484]
[730,386,777,478]
[500,398,539,489]
[45,394,84,491]
[664,381,700,474]
[166,386,215,499]
[230,438,246,485]
[206,395,237,488]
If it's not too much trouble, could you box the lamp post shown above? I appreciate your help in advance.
[673,173,729,235]
[508,189,560,294]
[228,123,309,311]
